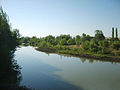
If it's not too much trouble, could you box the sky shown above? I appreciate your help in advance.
[0,0,120,37]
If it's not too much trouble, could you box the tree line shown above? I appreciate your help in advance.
[20,28,120,57]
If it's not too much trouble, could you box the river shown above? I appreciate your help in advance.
[14,46,120,90]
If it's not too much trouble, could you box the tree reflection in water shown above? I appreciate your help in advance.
[0,49,29,90]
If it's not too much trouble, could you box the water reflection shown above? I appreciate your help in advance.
[0,49,28,90]
[42,50,120,64]
[15,47,120,90]
[53,53,120,64]
[15,47,82,90]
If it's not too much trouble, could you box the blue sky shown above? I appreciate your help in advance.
[1,0,120,37]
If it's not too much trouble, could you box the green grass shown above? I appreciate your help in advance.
[36,45,120,62]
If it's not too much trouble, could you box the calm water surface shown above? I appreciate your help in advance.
[15,46,120,90]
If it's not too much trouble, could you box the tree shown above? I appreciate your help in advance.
[116,28,118,39]
[81,33,92,42]
[45,35,55,45]
[59,34,71,41]
[76,35,81,40]
[89,39,99,52]
[12,29,20,46]
[75,35,81,45]
[86,35,92,41]
[39,41,48,47]
[0,7,29,90]
[112,27,114,39]
[29,36,38,46]
[112,41,120,50]
[98,40,109,48]
[59,39,67,45]
[67,38,75,45]
[0,7,20,54]
[19,37,30,45]
[94,30,105,40]
[103,40,109,48]
[82,41,90,51]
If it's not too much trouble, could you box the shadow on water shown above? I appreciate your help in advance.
[0,49,30,90]
[15,46,85,90]
[1,46,119,90]
[0,47,84,90]
[28,68,82,90]
[14,46,120,90]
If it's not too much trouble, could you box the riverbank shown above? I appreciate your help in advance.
[36,46,120,63]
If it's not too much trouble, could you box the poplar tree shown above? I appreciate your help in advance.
[116,27,118,39]
[112,27,114,39]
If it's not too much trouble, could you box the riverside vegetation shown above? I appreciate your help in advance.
[1,5,120,89]
[0,8,30,89]
[20,28,120,61]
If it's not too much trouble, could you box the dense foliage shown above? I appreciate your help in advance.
[0,8,20,56]
[20,27,120,58]
[0,8,30,89]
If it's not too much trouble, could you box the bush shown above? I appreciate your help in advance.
[101,48,111,54]
[114,51,120,56]
[112,41,120,50]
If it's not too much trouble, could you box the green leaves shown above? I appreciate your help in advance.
[0,7,20,55]
[112,41,120,50]
[94,30,105,40]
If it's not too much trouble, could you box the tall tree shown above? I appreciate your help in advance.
[112,27,114,39]
[116,27,118,39]
[0,7,20,55]
[94,30,105,40]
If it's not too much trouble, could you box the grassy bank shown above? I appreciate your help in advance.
[36,46,120,63]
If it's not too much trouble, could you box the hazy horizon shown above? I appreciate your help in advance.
[1,0,120,37]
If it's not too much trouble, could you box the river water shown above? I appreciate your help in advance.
[15,46,120,90]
